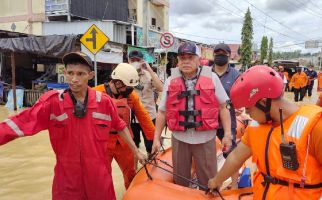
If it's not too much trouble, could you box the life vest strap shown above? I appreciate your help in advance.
[179,121,203,129]
[261,173,322,189]
[179,110,202,117]
[177,90,200,99]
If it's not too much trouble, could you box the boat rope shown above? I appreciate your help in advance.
[143,152,225,200]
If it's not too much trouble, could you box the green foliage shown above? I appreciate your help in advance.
[240,8,253,71]
[268,37,273,66]
[272,50,302,60]
[260,36,268,64]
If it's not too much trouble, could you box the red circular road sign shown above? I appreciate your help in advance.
[160,32,174,48]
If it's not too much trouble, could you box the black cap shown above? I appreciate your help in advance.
[178,42,200,56]
[214,43,231,54]
[128,50,144,59]
[62,52,93,70]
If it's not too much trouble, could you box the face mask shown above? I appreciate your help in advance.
[119,87,134,97]
[214,54,229,66]
[130,62,141,70]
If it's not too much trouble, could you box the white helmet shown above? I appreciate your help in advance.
[111,63,139,87]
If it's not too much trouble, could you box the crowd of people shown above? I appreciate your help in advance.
[0,42,321,200]
[273,64,318,102]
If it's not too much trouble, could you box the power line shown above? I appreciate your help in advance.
[293,0,322,17]
[284,0,322,19]
[307,0,322,13]
[172,31,242,43]
[241,0,309,39]
[274,42,305,48]
[220,0,300,40]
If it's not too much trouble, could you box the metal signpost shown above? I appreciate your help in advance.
[80,24,109,86]
[160,32,174,81]
[305,40,322,70]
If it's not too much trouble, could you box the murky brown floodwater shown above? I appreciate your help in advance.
[0,86,319,200]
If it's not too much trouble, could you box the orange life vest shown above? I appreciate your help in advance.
[318,72,322,92]
[246,105,322,200]
[95,83,133,149]
[111,98,131,128]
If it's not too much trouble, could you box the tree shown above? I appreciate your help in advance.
[267,37,273,66]
[240,8,254,71]
[260,36,268,64]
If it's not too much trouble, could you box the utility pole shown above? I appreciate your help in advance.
[67,0,71,22]
[142,0,149,46]
[320,47,322,70]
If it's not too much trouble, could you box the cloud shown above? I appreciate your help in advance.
[202,16,243,32]
[170,0,216,16]
[168,0,322,51]
[264,0,309,13]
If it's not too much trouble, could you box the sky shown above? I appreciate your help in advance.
[168,0,322,53]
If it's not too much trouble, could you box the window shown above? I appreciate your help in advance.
[151,18,156,26]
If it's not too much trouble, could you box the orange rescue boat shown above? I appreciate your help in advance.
[123,116,252,200]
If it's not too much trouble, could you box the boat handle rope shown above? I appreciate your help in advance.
[143,152,225,200]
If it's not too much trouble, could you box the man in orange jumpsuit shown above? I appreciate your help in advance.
[208,65,322,199]
[93,63,155,189]
[289,67,308,102]
[0,52,147,200]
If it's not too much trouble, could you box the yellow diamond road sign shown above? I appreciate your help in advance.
[80,24,109,55]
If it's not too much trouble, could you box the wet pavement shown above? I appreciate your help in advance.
[0,88,319,200]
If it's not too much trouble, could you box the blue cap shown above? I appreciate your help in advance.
[178,42,200,56]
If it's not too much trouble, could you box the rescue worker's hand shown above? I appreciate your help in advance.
[135,150,147,165]
[151,138,161,155]
[235,108,244,116]
[222,135,232,153]
[141,61,153,73]
[208,177,221,192]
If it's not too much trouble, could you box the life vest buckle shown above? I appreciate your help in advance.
[262,174,278,185]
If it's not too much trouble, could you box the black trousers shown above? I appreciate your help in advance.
[306,83,314,97]
[294,87,306,102]
[131,119,155,153]
[285,82,290,92]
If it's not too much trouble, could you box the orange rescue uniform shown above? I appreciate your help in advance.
[242,105,322,200]
[289,72,308,89]
[93,84,155,188]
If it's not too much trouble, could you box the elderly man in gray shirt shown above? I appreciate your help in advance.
[152,42,232,188]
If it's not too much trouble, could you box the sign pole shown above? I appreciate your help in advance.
[80,24,109,85]
[11,52,17,111]
[320,47,322,70]
[94,54,97,86]
[165,50,168,81]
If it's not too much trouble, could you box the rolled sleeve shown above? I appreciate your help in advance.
[158,79,169,111]
[212,73,229,104]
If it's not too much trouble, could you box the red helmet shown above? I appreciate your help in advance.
[231,65,284,109]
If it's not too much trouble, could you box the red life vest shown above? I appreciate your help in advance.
[166,66,219,131]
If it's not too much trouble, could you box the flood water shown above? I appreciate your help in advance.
[0,88,319,200]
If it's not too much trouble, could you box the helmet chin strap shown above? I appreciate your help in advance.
[255,99,272,122]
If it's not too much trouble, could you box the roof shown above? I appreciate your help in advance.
[0,29,29,38]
